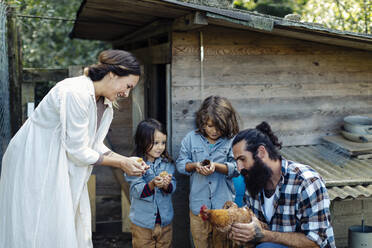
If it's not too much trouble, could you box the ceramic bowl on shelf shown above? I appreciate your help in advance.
[343,115,372,135]
[341,129,372,143]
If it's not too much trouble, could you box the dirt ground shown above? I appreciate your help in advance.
[93,233,132,248]
[93,195,132,248]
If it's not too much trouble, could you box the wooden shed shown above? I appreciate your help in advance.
[71,1,372,247]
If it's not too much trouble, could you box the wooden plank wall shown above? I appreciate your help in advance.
[331,198,372,248]
[171,26,372,153]
[109,98,133,156]
[101,97,133,196]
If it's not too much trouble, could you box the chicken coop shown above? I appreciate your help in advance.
[70,0,372,247]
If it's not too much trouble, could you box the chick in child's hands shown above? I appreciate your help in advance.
[155,171,172,189]
[159,171,169,177]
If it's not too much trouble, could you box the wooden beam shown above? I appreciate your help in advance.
[68,65,84,77]
[173,11,208,31]
[121,189,131,232]
[23,68,68,84]
[112,19,172,47]
[272,26,372,52]
[131,42,171,64]
[87,175,96,232]
[7,7,22,135]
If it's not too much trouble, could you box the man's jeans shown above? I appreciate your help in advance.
[256,242,288,248]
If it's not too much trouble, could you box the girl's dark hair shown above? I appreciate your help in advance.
[85,50,141,81]
[133,119,173,163]
[196,95,239,139]
[232,121,282,160]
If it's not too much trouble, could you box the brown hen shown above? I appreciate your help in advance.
[199,201,254,233]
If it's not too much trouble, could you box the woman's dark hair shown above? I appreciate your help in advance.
[85,50,141,81]
[196,96,239,139]
[133,119,173,162]
[232,121,282,160]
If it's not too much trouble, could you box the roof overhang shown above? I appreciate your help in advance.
[70,0,372,51]
[281,145,372,201]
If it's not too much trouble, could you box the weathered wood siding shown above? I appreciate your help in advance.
[96,97,133,195]
[171,25,372,247]
[331,198,372,248]
[171,25,372,152]
[109,98,133,155]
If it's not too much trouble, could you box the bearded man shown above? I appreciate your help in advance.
[229,122,336,248]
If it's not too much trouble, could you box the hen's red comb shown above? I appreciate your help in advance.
[200,205,209,221]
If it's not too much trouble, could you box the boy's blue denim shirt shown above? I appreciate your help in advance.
[176,130,239,215]
[125,157,176,229]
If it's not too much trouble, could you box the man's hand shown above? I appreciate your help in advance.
[229,215,264,243]
[230,215,320,248]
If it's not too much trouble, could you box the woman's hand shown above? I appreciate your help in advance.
[120,157,148,176]
[129,156,150,171]
[100,153,149,176]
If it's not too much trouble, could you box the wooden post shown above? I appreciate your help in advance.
[87,175,96,232]
[68,65,84,77]
[121,189,131,232]
[7,7,22,135]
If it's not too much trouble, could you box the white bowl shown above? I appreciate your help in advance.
[343,115,372,135]
[341,129,372,143]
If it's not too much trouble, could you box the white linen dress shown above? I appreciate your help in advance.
[0,75,113,248]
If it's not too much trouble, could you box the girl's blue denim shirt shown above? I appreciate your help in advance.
[176,130,239,215]
[125,157,176,229]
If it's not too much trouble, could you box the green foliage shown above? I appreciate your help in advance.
[233,0,298,17]
[301,0,371,34]
[233,0,371,34]
[6,0,109,68]
[233,0,257,10]
[177,0,234,7]
[255,0,293,17]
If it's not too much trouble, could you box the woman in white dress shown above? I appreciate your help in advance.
[0,50,148,248]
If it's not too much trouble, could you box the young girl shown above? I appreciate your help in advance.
[126,119,176,248]
[176,95,240,248]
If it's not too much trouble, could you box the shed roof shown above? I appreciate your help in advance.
[327,185,372,201]
[70,0,372,51]
[281,145,372,201]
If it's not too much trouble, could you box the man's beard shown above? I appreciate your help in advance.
[240,157,273,198]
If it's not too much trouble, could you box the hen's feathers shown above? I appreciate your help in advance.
[199,201,254,233]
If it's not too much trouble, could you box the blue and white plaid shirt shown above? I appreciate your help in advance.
[244,158,336,248]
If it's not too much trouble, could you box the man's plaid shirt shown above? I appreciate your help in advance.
[244,158,336,248]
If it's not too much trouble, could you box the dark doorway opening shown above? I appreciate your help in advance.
[145,64,167,128]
